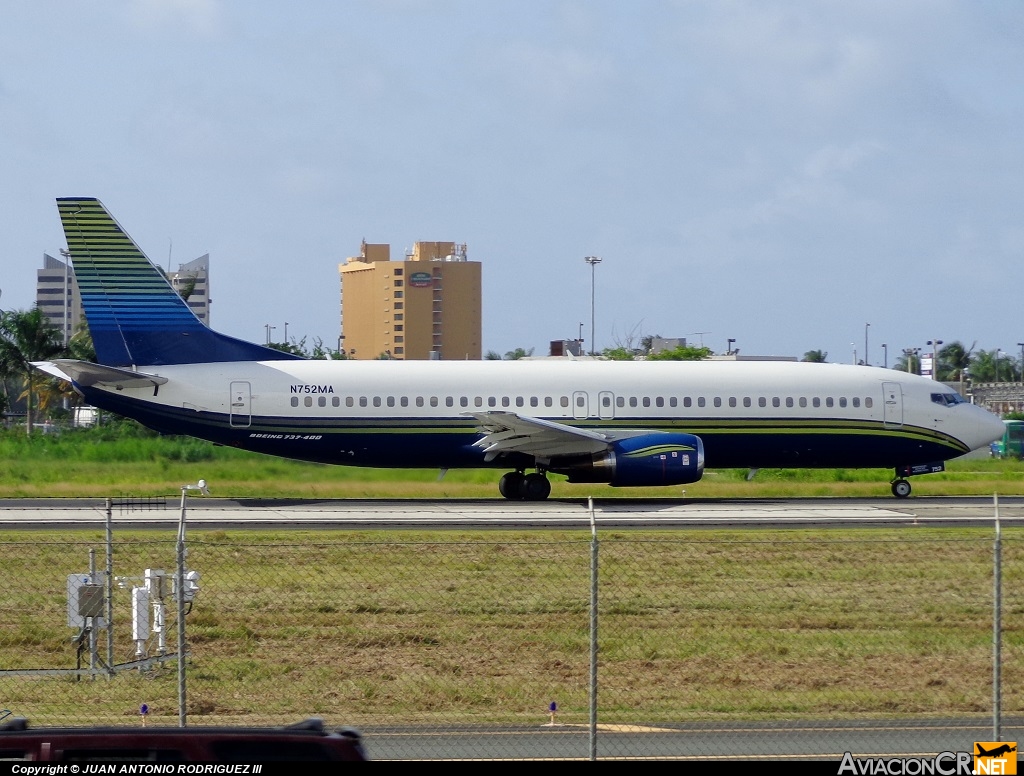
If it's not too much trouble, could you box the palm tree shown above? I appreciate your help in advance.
[0,308,66,434]
[802,350,828,363]
[937,340,975,394]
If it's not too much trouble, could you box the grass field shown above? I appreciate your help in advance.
[1,528,1022,728]
[0,425,1021,498]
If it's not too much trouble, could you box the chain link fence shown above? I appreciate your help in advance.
[1,511,1022,759]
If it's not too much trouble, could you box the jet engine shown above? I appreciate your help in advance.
[553,433,705,487]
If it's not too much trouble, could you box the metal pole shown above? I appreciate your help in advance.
[585,257,602,356]
[89,548,98,674]
[865,323,869,368]
[106,498,114,675]
[589,496,598,761]
[177,487,188,727]
[993,493,1001,740]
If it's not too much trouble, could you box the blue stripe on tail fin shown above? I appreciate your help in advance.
[57,198,302,366]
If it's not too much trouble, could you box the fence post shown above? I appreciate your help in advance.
[589,496,598,761]
[993,493,1001,740]
[106,498,114,675]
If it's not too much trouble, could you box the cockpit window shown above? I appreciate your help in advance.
[931,392,963,406]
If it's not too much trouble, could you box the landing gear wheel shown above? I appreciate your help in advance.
[499,471,525,500]
[891,479,912,498]
[522,472,551,501]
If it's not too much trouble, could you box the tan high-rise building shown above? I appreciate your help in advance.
[339,240,481,360]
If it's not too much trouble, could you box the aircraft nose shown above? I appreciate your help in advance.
[970,406,1006,451]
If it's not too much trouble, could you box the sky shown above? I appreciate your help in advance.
[2,1,1023,366]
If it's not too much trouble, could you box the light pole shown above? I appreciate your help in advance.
[903,347,920,374]
[264,324,275,345]
[864,323,870,368]
[584,256,602,356]
[881,343,888,369]
[1018,343,1024,382]
[927,339,943,380]
[851,344,857,365]
[284,322,289,344]
[727,338,736,356]
[997,349,1004,383]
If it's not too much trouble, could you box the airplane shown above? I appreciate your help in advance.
[976,744,1016,758]
[36,197,1005,501]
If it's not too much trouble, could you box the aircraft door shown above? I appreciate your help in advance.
[230,381,252,428]
[882,382,903,429]
[572,391,590,420]
[598,391,615,419]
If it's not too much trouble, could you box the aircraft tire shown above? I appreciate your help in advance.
[891,479,912,498]
[522,473,551,501]
[499,472,525,500]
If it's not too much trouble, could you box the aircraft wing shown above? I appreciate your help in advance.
[32,359,168,389]
[464,411,613,461]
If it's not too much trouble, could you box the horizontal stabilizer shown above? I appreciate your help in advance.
[32,359,167,389]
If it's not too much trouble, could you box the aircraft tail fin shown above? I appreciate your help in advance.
[56,198,301,367]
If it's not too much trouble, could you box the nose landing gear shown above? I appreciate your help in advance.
[890,479,912,498]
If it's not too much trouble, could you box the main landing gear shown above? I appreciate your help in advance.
[499,470,551,501]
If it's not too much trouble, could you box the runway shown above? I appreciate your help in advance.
[0,495,1020,530]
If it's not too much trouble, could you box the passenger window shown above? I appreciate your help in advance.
[305,396,313,407]
[743,397,751,408]
[475,397,483,407]
[488,397,497,407]
[530,397,539,407]
[502,396,510,407]
[697,397,706,408]
[812,397,820,408]
[786,397,794,408]
[629,397,638,408]
[713,397,722,408]
[826,397,834,408]
[400,396,409,407]
[416,396,424,407]
[319,396,327,407]
[386,396,395,407]
[373,397,381,407]
[346,397,354,407]
[772,397,780,408]
[460,397,469,407]
[656,397,664,408]
[577,396,585,407]
[729,397,737,408]
[839,397,847,408]
[516,397,524,407]
[446,397,455,407]
[359,397,368,407]
[758,397,767,408]
[545,397,553,407]
[332,397,340,407]
[602,396,611,407]
[616,396,625,408]
[430,396,439,407]
[643,397,651,408]
[669,397,677,407]
[291,397,298,407]
[852,397,860,408]
[683,397,692,408]
[560,396,569,408]
[865,397,873,408]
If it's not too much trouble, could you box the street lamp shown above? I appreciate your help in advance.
[727,338,736,356]
[881,343,888,369]
[851,344,857,365]
[903,347,920,374]
[264,324,275,345]
[997,349,1004,383]
[584,256,602,356]
[927,339,943,380]
[1018,343,1024,383]
[864,323,870,368]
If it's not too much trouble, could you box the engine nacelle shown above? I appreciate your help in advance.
[554,433,705,487]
